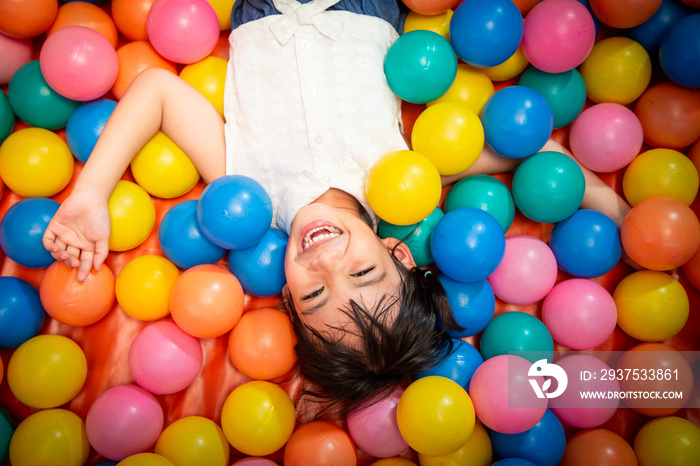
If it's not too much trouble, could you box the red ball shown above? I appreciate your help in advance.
[589,0,662,29]
[0,0,58,38]
[283,421,357,466]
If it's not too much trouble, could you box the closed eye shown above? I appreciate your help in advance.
[302,287,324,301]
[352,267,375,277]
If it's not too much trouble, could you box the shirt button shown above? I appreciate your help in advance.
[314,135,324,145]
[308,86,317,97]
[299,40,309,51]
[322,176,330,183]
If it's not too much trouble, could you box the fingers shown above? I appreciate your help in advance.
[76,250,94,283]
[92,239,110,272]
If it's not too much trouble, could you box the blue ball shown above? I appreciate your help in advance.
[384,29,458,103]
[0,198,58,268]
[65,98,117,163]
[378,207,444,267]
[518,68,587,129]
[549,209,622,278]
[628,0,691,55]
[449,0,524,68]
[492,459,538,466]
[437,273,495,338]
[479,311,554,364]
[430,207,506,283]
[197,175,272,250]
[0,277,45,349]
[490,409,566,466]
[445,175,515,233]
[158,199,227,269]
[418,338,484,390]
[659,13,700,88]
[228,227,288,297]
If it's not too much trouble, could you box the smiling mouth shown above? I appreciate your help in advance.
[302,225,343,251]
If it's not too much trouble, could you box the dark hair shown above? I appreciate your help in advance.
[284,255,460,420]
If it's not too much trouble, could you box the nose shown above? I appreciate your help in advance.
[309,248,342,271]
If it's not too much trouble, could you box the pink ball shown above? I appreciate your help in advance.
[569,103,644,173]
[0,32,33,85]
[39,25,118,101]
[86,384,164,461]
[232,459,279,466]
[128,320,203,395]
[469,355,548,434]
[487,235,558,305]
[346,387,409,458]
[522,0,596,73]
[146,0,220,64]
[548,354,620,428]
[542,278,617,350]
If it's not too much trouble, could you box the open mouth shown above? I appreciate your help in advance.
[302,224,343,251]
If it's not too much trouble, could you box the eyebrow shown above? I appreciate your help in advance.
[302,270,388,316]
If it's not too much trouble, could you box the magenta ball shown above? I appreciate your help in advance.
[542,278,617,350]
[569,103,644,173]
[86,384,164,461]
[146,0,220,64]
[522,0,596,73]
[346,387,408,458]
[0,32,33,85]
[469,355,548,434]
[487,235,558,305]
[548,354,620,428]
[39,26,118,101]
[232,459,279,466]
[128,320,203,395]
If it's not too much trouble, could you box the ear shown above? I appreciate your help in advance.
[381,237,416,269]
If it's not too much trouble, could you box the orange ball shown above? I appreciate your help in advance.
[401,0,460,15]
[589,0,662,29]
[682,244,700,291]
[111,0,156,41]
[620,197,700,271]
[113,41,177,100]
[46,1,119,48]
[634,82,700,150]
[39,261,116,327]
[169,264,244,339]
[560,428,637,466]
[284,421,357,466]
[0,0,58,38]
[228,307,297,380]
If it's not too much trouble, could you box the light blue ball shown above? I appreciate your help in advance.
[438,273,495,338]
[228,228,288,297]
[418,338,484,390]
[66,98,117,163]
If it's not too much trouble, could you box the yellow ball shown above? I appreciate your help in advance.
[371,459,417,466]
[366,150,442,226]
[418,422,493,466]
[155,416,230,466]
[482,46,530,82]
[429,64,495,115]
[117,453,176,466]
[634,417,700,466]
[109,180,156,252]
[220,380,296,457]
[411,102,484,175]
[404,9,453,40]
[0,127,74,197]
[115,255,180,321]
[396,376,476,457]
[622,148,699,206]
[179,56,228,117]
[581,37,652,105]
[131,131,200,199]
[614,270,689,342]
[206,0,237,30]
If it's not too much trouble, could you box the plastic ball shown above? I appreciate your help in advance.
[384,29,457,103]
[9,409,89,466]
[86,384,164,461]
[449,175,513,232]
[366,150,442,226]
[481,85,553,159]
[197,174,272,250]
[208,0,236,29]
[416,421,492,466]
[158,199,227,269]
[480,46,530,82]
[115,255,179,321]
[228,228,288,297]
[518,67,587,129]
[404,8,453,40]
[511,150,585,223]
[402,0,459,15]
[488,235,559,306]
[117,453,175,466]
[179,55,227,117]
[479,311,554,363]
[378,207,444,268]
[411,102,484,175]
[620,196,700,271]
[589,0,663,28]
[346,387,408,458]
[0,32,33,85]
[130,131,200,198]
[227,307,297,381]
[113,40,177,100]
[232,459,278,466]
[449,0,524,68]
[417,338,484,389]
[284,421,357,466]
[7,334,87,409]
[128,320,203,394]
[109,180,156,252]
[580,36,652,105]
[623,148,699,206]
[469,355,548,434]
[0,88,15,144]
[549,209,622,278]
[0,409,12,464]
[614,270,689,342]
[146,0,220,64]
[628,0,691,55]
[489,409,566,466]
[40,260,115,326]
[522,0,596,73]
[65,98,118,163]
[47,1,119,47]
[634,416,700,466]
[560,428,637,466]
[0,197,59,268]
[0,277,45,349]
[220,380,296,457]
[437,274,495,338]
[169,264,244,338]
[397,376,475,457]
[659,13,700,88]
[111,0,155,41]
[154,416,229,466]
[430,207,506,283]
[370,459,416,466]
[0,0,58,39]
[429,64,495,115]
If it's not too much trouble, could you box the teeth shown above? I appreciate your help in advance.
[302,226,342,250]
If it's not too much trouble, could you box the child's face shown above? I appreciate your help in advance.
[285,202,415,343]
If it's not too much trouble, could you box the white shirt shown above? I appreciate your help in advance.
[223,3,408,234]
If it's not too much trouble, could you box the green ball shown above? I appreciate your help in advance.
[378,207,444,267]
[518,67,587,129]
[479,311,554,364]
[0,90,15,144]
[445,174,515,232]
[0,408,13,464]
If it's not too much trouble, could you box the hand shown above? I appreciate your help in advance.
[42,190,111,282]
